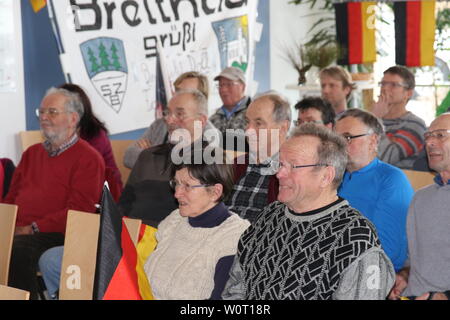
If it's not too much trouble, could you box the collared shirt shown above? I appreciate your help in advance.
[221,97,248,120]
[225,153,278,224]
[434,174,450,186]
[209,96,250,133]
[43,133,79,157]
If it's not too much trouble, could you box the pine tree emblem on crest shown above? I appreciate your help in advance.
[80,37,128,113]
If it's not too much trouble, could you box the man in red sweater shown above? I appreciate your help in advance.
[3,87,105,299]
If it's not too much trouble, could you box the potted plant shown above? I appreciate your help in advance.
[283,43,312,85]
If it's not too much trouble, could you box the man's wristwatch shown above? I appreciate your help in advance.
[31,222,40,234]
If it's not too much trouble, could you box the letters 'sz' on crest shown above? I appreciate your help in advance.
[80,37,128,114]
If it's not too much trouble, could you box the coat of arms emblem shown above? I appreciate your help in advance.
[80,37,128,113]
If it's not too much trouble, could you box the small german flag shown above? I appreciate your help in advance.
[335,1,377,65]
[94,186,156,300]
[394,0,436,67]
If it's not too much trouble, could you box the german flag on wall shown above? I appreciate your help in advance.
[335,1,377,65]
[394,0,436,67]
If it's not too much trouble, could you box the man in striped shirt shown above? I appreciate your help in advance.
[373,66,426,169]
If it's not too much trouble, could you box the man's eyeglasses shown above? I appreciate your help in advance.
[378,81,409,89]
[424,129,450,141]
[169,180,213,191]
[162,109,198,121]
[272,161,329,172]
[216,81,240,89]
[294,119,324,127]
[341,132,372,143]
[35,108,69,118]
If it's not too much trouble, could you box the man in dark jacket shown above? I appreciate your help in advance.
[118,89,219,227]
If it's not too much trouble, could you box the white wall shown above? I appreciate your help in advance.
[0,1,324,163]
[0,0,25,164]
[270,1,327,116]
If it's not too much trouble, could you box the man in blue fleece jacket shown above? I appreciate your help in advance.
[335,108,414,271]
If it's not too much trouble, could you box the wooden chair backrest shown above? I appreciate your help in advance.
[19,130,43,152]
[0,284,29,300]
[59,210,100,300]
[402,169,436,192]
[0,204,18,285]
[59,210,141,300]
[110,140,133,185]
[18,131,132,186]
[224,150,246,163]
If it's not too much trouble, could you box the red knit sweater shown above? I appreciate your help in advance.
[3,139,105,234]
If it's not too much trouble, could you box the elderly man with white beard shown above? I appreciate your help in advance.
[4,87,105,299]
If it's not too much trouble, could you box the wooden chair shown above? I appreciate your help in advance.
[224,149,246,163]
[18,131,132,186]
[58,210,141,300]
[0,204,18,285]
[0,284,29,300]
[110,140,133,185]
[58,210,100,300]
[19,130,43,152]
[402,169,436,192]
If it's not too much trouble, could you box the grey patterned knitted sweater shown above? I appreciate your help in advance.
[222,199,395,300]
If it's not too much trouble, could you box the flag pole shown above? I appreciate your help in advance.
[349,64,358,108]
[156,41,173,102]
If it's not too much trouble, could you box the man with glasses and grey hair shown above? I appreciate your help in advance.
[4,87,105,299]
[389,113,450,300]
[335,108,414,272]
[118,89,220,227]
[225,91,291,224]
[223,124,394,300]
[372,65,426,169]
[123,71,210,169]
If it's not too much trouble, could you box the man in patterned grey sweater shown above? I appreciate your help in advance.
[222,124,395,300]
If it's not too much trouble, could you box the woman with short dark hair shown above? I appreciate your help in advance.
[58,83,122,197]
[144,147,250,300]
